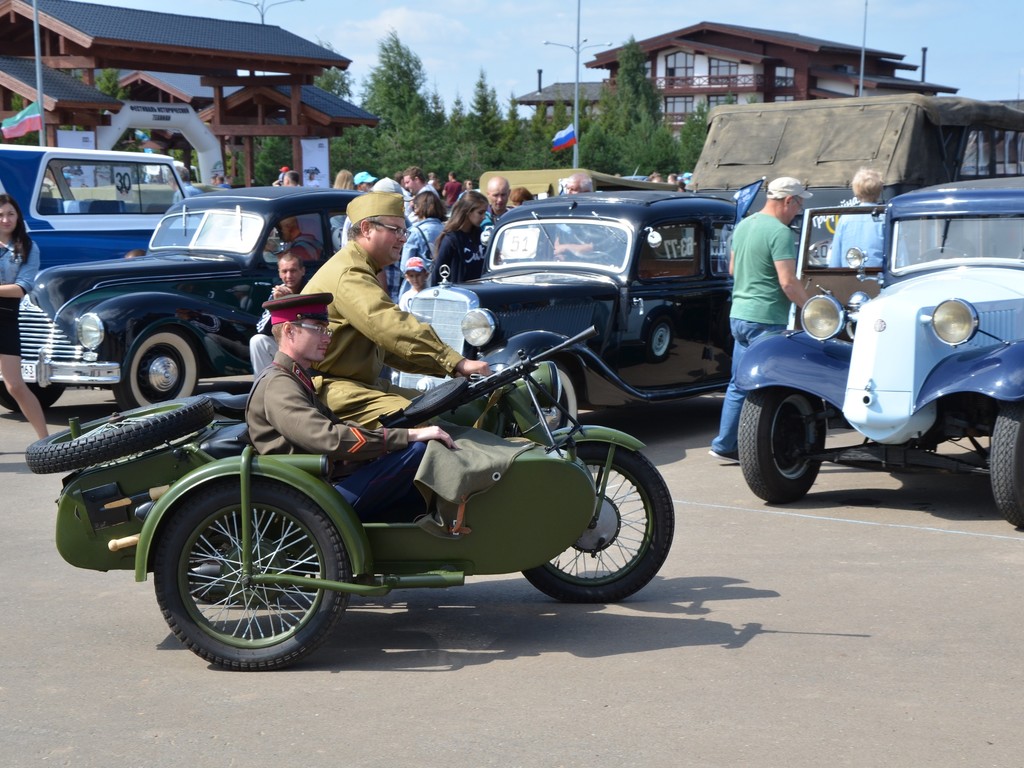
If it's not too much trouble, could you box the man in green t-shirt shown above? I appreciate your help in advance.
[710,176,813,462]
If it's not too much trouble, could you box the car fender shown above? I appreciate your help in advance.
[133,453,371,581]
[482,329,578,367]
[736,332,852,408]
[66,290,259,337]
[916,341,1024,408]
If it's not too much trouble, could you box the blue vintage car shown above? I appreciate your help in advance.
[3,187,356,411]
[400,191,738,414]
[735,178,1024,529]
[0,145,188,269]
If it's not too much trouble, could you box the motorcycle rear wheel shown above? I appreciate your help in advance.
[522,442,674,603]
[154,479,350,671]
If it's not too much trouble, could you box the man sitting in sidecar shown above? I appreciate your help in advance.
[246,291,456,522]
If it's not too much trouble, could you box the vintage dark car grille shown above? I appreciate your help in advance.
[396,290,473,389]
[492,301,597,340]
[18,300,84,361]
[408,291,472,354]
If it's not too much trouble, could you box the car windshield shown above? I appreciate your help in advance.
[893,216,1024,271]
[489,219,631,273]
[150,209,265,254]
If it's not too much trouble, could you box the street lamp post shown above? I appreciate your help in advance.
[32,0,45,146]
[544,0,610,168]
[218,0,304,23]
[858,0,868,96]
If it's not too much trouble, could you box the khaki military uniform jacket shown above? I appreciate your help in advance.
[304,239,463,384]
[246,351,409,463]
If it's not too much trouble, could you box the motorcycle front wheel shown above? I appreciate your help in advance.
[154,479,350,671]
[522,442,674,603]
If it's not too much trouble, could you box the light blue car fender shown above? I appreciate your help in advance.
[736,332,852,409]
[133,452,372,582]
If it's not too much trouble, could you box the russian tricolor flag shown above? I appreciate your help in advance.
[551,124,576,152]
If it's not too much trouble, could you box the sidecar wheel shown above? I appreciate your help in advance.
[522,443,674,603]
[154,479,350,671]
[25,396,214,474]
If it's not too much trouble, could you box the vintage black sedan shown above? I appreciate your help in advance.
[7,187,356,411]
[401,191,737,412]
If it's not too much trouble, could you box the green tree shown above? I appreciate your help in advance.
[253,136,292,185]
[677,100,709,173]
[95,68,128,100]
[588,37,678,175]
[361,30,430,132]
[468,70,502,165]
[314,41,353,100]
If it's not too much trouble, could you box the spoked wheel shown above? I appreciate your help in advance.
[738,387,826,503]
[990,401,1024,528]
[154,479,350,671]
[25,396,214,474]
[522,442,674,603]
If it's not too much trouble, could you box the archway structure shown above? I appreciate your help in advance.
[0,0,377,183]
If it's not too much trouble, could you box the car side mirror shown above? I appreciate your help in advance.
[645,229,663,249]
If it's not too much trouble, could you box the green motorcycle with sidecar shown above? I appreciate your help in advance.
[30,330,674,670]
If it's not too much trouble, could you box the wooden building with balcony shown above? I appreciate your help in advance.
[586,21,957,128]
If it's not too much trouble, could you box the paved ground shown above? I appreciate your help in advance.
[2,385,1022,767]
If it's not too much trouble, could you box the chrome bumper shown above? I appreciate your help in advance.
[18,351,121,386]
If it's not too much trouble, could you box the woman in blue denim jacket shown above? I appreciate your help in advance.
[0,194,48,439]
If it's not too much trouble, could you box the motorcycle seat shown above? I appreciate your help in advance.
[199,421,250,459]
[205,391,249,420]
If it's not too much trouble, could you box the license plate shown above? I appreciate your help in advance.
[20,362,36,382]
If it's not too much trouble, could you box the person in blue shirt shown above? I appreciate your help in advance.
[0,194,48,439]
[829,168,885,268]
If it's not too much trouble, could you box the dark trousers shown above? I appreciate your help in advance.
[334,442,427,522]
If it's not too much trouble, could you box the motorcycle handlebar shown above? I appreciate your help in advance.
[379,327,597,428]
[465,326,597,398]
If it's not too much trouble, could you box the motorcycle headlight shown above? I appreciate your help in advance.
[76,312,105,350]
[462,308,496,347]
[801,295,845,341]
[931,299,978,346]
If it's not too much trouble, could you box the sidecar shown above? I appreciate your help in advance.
[32,369,674,670]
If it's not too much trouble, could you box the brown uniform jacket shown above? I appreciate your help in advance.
[246,352,409,461]
[303,239,463,385]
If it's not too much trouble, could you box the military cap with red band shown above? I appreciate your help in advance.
[262,292,333,325]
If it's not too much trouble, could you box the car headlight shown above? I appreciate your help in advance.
[801,294,845,341]
[931,299,978,346]
[76,312,105,350]
[462,308,496,347]
[845,246,865,269]
[847,291,871,314]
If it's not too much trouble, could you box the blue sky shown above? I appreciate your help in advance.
[84,0,1021,107]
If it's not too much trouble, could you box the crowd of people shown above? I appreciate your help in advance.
[319,165,542,304]
[4,156,885,522]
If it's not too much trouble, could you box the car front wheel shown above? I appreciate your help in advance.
[738,387,826,503]
[990,402,1024,528]
[114,330,199,410]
